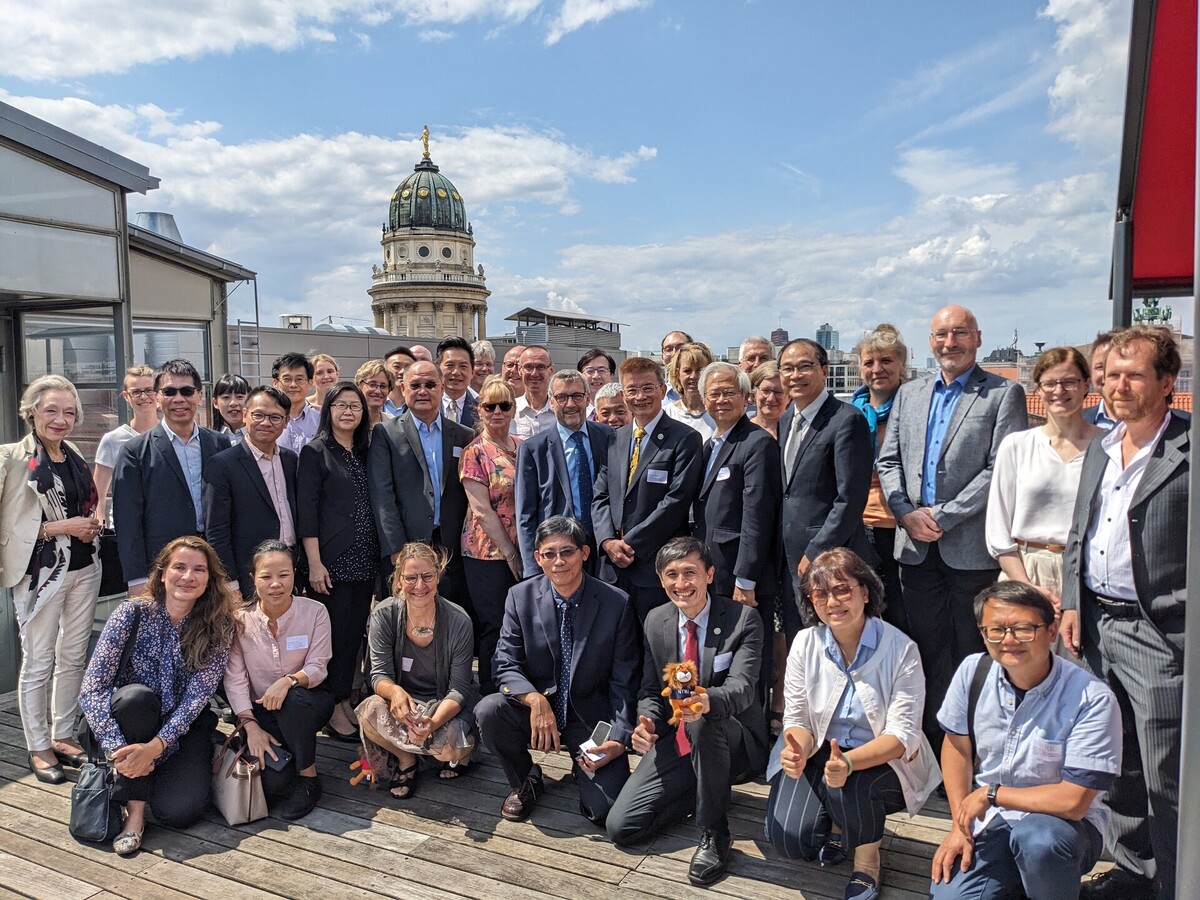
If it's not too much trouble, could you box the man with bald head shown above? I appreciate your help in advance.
[877,305,1026,752]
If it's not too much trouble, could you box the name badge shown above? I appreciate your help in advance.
[402,657,414,672]
[716,466,731,482]
[285,635,308,652]
[452,446,463,458]
[714,651,734,672]
[647,469,668,484]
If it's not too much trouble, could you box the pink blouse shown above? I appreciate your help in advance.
[224,595,332,715]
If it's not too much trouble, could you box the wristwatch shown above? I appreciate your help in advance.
[287,675,300,688]
[987,783,1000,807]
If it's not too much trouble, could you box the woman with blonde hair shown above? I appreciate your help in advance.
[308,353,340,411]
[664,342,717,440]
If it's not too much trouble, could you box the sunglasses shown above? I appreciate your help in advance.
[482,401,514,412]
[159,386,198,398]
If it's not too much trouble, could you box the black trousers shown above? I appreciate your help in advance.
[107,683,217,827]
[475,692,629,826]
[866,526,907,635]
[899,543,996,753]
[606,713,766,844]
[251,686,335,797]
[462,557,517,696]
[316,579,375,701]
[765,741,905,857]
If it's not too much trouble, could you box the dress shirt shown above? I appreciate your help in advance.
[822,616,881,749]
[937,653,1121,839]
[244,441,297,547]
[665,386,682,404]
[224,595,332,714]
[630,410,667,462]
[783,389,829,473]
[676,596,712,660]
[443,392,467,421]
[1083,411,1172,600]
[383,397,406,417]
[921,368,972,506]
[557,422,596,519]
[163,422,205,531]
[703,432,726,482]
[281,405,319,455]
[416,415,443,526]
[1092,401,1117,432]
[511,394,556,439]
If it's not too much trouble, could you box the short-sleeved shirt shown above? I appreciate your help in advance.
[95,424,140,469]
[459,435,520,560]
[938,652,1121,838]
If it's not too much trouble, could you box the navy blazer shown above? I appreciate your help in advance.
[777,395,874,593]
[113,423,232,583]
[692,416,783,599]
[202,441,300,596]
[514,420,615,577]
[297,434,372,569]
[592,414,704,588]
[368,412,474,558]
[493,573,640,744]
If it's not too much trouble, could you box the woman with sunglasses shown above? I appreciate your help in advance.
[459,375,522,697]
[766,548,939,900]
[298,382,380,740]
[357,542,476,798]
[986,347,1101,623]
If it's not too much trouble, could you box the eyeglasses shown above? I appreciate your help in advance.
[276,376,310,387]
[360,381,390,393]
[757,387,786,398]
[623,385,661,398]
[552,392,588,405]
[408,381,438,391]
[582,366,610,377]
[979,623,1046,643]
[482,401,514,412]
[705,389,743,402]
[522,364,550,374]
[808,583,858,605]
[330,401,363,413]
[780,363,819,376]
[248,411,286,425]
[1038,378,1084,392]
[537,546,581,561]
[930,327,976,342]
[126,388,156,399]
[159,386,198,398]
[401,572,437,586]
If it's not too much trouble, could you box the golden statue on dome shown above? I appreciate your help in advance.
[421,124,430,160]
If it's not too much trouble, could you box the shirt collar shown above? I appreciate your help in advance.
[677,596,712,633]
[245,440,276,462]
[1101,408,1172,453]
[634,409,666,437]
[552,581,585,607]
[557,421,587,443]
[161,421,199,445]
[820,616,881,663]
[416,415,442,436]
[936,366,974,391]
[797,389,830,423]
[999,651,1061,700]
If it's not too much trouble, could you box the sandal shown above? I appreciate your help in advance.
[438,759,470,780]
[389,763,419,799]
[112,829,144,856]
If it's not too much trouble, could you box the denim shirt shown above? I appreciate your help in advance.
[921,368,971,506]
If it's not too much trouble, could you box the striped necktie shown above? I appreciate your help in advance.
[627,426,646,488]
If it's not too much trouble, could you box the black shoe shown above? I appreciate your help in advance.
[818,834,846,866]
[322,724,359,744]
[1080,868,1157,900]
[53,746,87,768]
[688,830,732,886]
[500,765,544,822]
[28,754,66,785]
[277,775,322,821]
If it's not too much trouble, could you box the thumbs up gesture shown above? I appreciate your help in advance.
[780,730,805,779]
[824,738,851,789]
[631,714,658,755]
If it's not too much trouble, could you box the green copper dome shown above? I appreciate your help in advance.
[388,157,467,232]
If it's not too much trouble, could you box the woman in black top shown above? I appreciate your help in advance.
[299,381,380,739]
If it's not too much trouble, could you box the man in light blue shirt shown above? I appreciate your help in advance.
[931,581,1120,900]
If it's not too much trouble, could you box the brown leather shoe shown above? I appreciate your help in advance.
[500,765,544,821]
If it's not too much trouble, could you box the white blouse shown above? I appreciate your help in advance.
[664,401,717,442]
[985,427,1087,555]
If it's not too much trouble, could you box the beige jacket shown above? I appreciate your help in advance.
[0,434,84,589]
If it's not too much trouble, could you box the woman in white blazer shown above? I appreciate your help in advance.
[765,548,940,900]
[0,375,103,784]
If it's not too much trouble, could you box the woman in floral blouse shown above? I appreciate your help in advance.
[459,375,522,696]
[79,536,238,856]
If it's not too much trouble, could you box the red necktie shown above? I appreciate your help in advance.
[676,620,699,756]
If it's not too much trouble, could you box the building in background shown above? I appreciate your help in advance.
[816,322,839,351]
[771,327,790,347]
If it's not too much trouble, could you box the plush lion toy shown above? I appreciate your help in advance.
[662,660,707,725]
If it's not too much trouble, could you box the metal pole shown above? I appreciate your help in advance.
[1112,211,1134,327]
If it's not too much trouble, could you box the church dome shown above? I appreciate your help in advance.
[388,156,467,233]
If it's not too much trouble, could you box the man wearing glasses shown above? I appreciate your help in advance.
[272,352,319,454]
[476,516,639,825]
[203,386,300,598]
[515,370,615,578]
[930,581,1120,900]
[511,346,557,439]
[877,305,1026,753]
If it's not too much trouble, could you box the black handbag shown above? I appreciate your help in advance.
[98,527,127,597]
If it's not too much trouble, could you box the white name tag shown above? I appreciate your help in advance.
[714,651,734,673]
[452,446,463,458]
[647,469,668,484]
[285,635,308,652]
[402,657,414,672]
[716,466,731,482]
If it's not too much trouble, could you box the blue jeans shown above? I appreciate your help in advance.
[928,813,1102,900]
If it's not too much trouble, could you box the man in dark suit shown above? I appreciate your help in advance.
[876,305,1026,750]
[692,361,781,708]
[368,360,473,601]
[113,358,231,591]
[1061,326,1188,900]
[592,357,704,621]
[607,537,767,886]
[776,339,873,597]
[1083,329,1119,430]
[515,369,614,577]
[476,516,639,825]
[437,336,478,429]
[203,386,299,598]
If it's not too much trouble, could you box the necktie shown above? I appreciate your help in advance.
[627,426,647,488]
[783,412,804,474]
[555,596,577,731]
[676,619,700,757]
[444,399,458,422]
[704,437,722,481]
[568,430,593,530]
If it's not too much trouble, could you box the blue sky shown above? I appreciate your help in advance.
[0,0,1134,357]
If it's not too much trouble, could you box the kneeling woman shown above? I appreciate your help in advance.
[79,537,238,855]
[765,548,940,900]
[225,540,334,820]
[357,542,476,799]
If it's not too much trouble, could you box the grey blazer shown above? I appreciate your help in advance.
[876,366,1027,569]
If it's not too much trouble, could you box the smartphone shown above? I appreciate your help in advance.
[579,720,612,770]
[263,746,293,772]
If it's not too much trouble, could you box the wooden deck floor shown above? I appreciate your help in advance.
[0,692,958,899]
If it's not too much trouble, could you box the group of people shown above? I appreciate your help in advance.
[0,311,1185,899]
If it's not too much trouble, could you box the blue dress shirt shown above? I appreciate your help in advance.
[822,616,881,749]
[557,422,595,520]
[417,416,443,526]
[921,368,972,506]
[164,423,205,531]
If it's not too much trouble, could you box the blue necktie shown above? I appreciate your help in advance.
[568,431,593,530]
[555,595,577,731]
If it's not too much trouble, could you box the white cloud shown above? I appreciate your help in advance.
[894,148,1019,198]
[544,0,649,45]
[418,29,455,42]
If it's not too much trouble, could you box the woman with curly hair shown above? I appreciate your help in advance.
[79,535,239,855]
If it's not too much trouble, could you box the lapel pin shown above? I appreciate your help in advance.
[713,627,721,636]
[656,433,664,440]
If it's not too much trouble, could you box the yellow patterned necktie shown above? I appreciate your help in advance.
[627,426,646,488]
